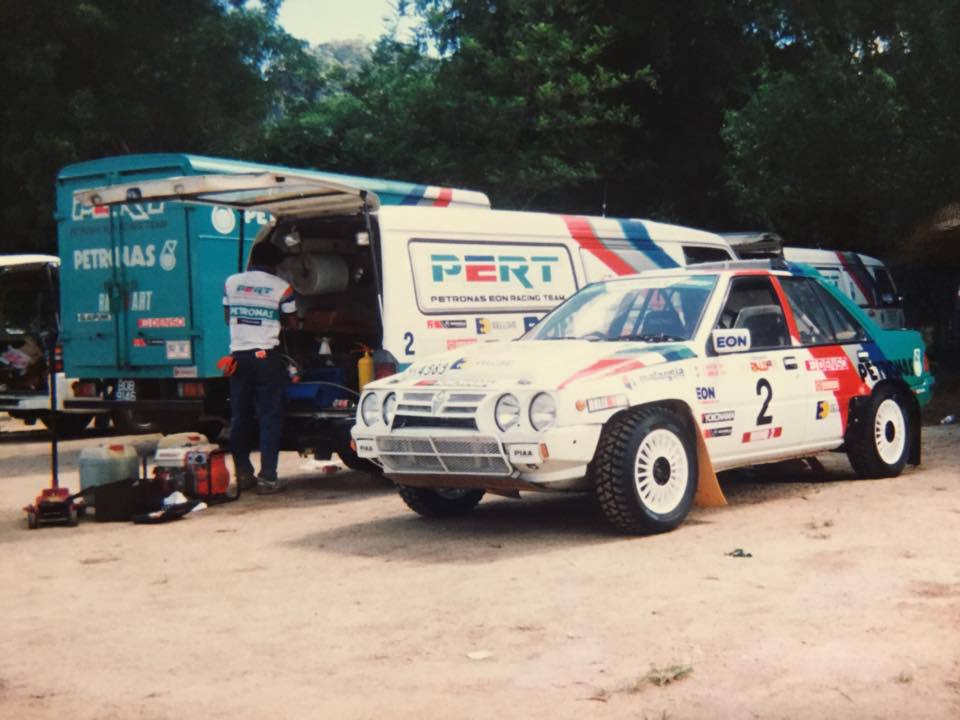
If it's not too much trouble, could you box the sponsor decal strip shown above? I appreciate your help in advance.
[702,410,735,424]
[562,215,635,276]
[704,426,733,439]
[742,426,783,443]
[617,219,679,269]
[557,357,633,389]
[433,188,453,207]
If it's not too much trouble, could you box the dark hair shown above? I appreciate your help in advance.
[250,242,283,269]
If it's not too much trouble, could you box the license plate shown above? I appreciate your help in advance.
[116,379,136,402]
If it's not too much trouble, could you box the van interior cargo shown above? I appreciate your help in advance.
[268,216,385,413]
[0,266,53,393]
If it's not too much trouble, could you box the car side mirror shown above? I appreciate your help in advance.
[712,328,751,354]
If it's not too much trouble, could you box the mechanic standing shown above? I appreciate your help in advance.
[223,242,297,494]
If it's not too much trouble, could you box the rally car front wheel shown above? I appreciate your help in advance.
[396,485,485,518]
[846,385,911,478]
[593,406,698,534]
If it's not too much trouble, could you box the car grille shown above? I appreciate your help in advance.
[377,435,510,475]
[391,390,485,431]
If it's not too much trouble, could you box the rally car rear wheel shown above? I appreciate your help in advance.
[593,406,698,534]
[396,485,485,517]
[846,385,910,478]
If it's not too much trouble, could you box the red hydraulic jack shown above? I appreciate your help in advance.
[24,333,80,529]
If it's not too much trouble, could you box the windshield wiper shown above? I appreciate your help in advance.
[614,333,687,343]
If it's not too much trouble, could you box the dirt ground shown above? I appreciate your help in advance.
[0,416,958,720]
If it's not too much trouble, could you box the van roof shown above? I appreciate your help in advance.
[377,205,731,247]
[0,254,59,269]
[782,247,885,266]
[60,153,491,210]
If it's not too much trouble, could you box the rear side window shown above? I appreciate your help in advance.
[778,277,835,345]
[683,245,733,264]
[871,267,900,308]
[811,282,868,343]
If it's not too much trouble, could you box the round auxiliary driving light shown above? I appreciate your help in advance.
[360,392,381,426]
[495,394,521,432]
[529,392,557,431]
[382,392,397,426]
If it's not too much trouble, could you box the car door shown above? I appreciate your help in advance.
[702,275,807,467]
[778,276,871,445]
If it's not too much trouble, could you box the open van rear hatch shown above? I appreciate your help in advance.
[74,171,381,219]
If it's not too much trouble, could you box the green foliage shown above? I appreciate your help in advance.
[0,0,307,252]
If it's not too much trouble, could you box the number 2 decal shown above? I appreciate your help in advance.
[403,331,415,356]
[755,378,773,426]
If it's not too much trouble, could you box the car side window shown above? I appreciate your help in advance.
[715,276,791,349]
[779,277,836,345]
[810,282,868,343]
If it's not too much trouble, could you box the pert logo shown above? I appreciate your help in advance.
[430,253,559,289]
[71,200,165,222]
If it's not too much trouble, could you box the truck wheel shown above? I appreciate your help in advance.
[396,485,485,517]
[846,385,910,478]
[42,413,93,437]
[112,408,158,434]
[26,511,38,530]
[593,406,698,534]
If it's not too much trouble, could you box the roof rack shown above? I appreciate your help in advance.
[691,257,790,272]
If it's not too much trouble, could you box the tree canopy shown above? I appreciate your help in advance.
[3,0,960,316]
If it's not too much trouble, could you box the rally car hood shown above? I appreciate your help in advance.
[389,340,696,391]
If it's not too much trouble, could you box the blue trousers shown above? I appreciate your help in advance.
[229,349,288,481]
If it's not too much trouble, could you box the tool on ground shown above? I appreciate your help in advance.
[23,332,81,529]
[153,443,238,504]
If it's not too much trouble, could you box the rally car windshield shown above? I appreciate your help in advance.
[525,274,718,342]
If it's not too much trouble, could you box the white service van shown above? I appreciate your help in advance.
[75,171,735,462]
[0,254,101,434]
[781,248,905,329]
[723,233,906,329]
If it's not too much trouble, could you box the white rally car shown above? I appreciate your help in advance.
[351,261,934,534]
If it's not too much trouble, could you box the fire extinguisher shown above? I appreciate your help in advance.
[357,344,374,390]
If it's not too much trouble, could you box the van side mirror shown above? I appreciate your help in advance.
[712,328,751,354]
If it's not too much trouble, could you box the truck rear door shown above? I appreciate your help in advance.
[64,196,193,373]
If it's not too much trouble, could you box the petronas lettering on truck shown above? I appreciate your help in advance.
[73,240,178,272]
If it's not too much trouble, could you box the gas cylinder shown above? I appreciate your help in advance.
[358,347,374,390]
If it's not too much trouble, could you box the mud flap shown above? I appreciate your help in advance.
[693,425,727,507]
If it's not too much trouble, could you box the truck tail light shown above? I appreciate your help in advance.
[374,362,397,379]
[54,344,64,373]
[177,382,206,398]
[73,382,98,398]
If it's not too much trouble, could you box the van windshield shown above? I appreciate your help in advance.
[0,268,53,337]
[525,274,717,342]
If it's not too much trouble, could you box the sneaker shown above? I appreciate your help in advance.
[236,474,258,491]
[255,477,286,495]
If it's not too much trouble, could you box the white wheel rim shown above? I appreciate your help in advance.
[634,429,689,515]
[874,399,906,465]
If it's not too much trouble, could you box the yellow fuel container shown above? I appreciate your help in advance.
[358,347,374,390]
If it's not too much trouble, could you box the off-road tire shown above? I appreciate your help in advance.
[592,406,698,534]
[846,384,910,478]
[396,485,485,517]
